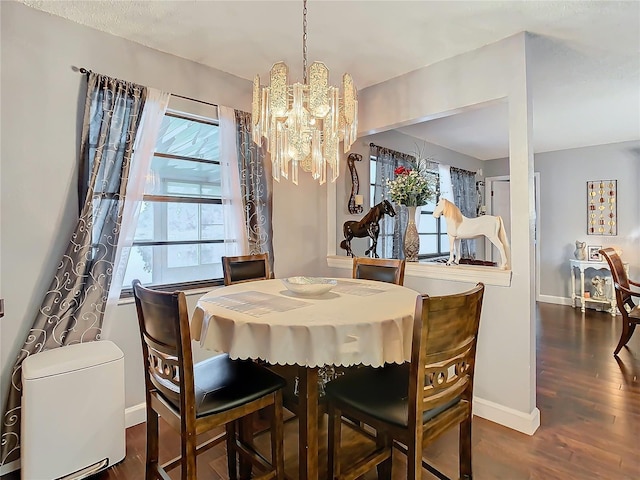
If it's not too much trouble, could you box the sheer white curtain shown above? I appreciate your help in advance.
[219,106,249,256]
[438,163,454,202]
[102,88,170,337]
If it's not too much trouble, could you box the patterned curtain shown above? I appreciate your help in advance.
[371,144,414,259]
[234,110,274,274]
[450,166,478,259]
[1,73,147,467]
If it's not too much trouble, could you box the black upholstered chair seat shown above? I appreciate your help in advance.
[154,354,287,418]
[194,355,286,417]
[325,363,460,428]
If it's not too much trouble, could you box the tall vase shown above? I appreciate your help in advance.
[403,206,420,262]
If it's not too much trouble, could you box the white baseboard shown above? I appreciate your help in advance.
[537,294,572,306]
[126,399,541,439]
[122,398,542,437]
[0,459,19,476]
[473,396,540,435]
[125,402,146,428]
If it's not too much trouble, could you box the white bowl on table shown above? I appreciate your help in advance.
[281,277,337,296]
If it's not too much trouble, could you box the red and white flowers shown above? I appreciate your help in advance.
[387,164,437,207]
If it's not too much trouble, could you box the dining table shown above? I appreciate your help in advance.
[190,277,418,480]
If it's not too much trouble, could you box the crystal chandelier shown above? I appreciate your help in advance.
[251,0,358,185]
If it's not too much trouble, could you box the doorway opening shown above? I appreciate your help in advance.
[485,173,541,299]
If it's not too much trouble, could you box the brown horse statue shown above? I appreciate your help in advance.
[340,200,396,258]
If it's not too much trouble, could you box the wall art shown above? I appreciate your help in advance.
[347,153,364,215]
[587,180,617,236]
[587,245,602,262]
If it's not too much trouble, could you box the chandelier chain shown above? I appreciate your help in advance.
[302,0,308,84]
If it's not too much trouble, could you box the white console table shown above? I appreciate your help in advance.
[569,258,628,316]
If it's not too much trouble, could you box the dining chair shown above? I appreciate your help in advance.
[222,253,271,286]
[326,283,485,480]
[599,247,640,356]
[352,256,406,285]
[132,279,286,480]
[343,255,408,427]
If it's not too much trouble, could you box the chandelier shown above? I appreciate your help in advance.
[251,0,358,185]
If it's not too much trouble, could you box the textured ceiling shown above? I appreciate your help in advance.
[20,0,640,160]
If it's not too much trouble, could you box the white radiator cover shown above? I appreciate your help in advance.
[21,341,125,480]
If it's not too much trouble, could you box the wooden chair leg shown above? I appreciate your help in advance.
[238,415,254,480]
[226,421,238,480]
[145,408,159,480]
[271,392,285,479]
[375,432,392,480]
[460,418,473,479]
[407,432,422,480]
[327,403,342,479]
[614,321,633,355]
[183,428,197,480]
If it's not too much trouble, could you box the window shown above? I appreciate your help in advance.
[415,193,449,259]
[370,156,448,259]
[122,110,226,292]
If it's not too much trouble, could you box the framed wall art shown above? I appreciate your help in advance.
[587,245,602,262]
[587,180,617,236]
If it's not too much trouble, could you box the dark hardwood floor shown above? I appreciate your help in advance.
[5,303,639,479]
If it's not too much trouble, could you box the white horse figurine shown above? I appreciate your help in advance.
[433,198,511,269]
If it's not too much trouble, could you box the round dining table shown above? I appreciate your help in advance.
[191,277,419,480]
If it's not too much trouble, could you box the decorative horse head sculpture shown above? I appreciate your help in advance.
[340,200,396,258]
[433,198,511,269]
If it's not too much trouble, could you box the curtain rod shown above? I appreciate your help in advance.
[369,142,442,167]
[77,67,219,108]
[369,142,416,161]
[369,143,482,176]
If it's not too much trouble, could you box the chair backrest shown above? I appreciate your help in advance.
[409,283,485,419]
[222,253,271,286]
[132,279,194,416]
[599,247,633,309]
[352,257,406,285]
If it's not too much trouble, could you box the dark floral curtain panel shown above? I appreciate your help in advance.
[0,73,146,467]
[235,110,275,273]
[371,144,413,259]
[450,166,478,259]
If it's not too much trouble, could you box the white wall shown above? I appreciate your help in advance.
[483,157,510,178]
[331,33,539,433]
[0,2,326,415]
[535,141,640,301]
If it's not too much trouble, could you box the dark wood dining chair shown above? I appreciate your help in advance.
[599,247,640,356]
[345,255,407,428]
[352,256,406,285]
[132,279,286,480]
[222,253,271,286]
[326,283,485,480]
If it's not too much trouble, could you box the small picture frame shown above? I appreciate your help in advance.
[587,245,602,262]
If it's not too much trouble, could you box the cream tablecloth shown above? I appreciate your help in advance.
[191,278,418,368]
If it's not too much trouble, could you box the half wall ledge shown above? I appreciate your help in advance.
[326,255,512,287]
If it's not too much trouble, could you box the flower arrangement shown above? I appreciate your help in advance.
[386,161,437,207]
